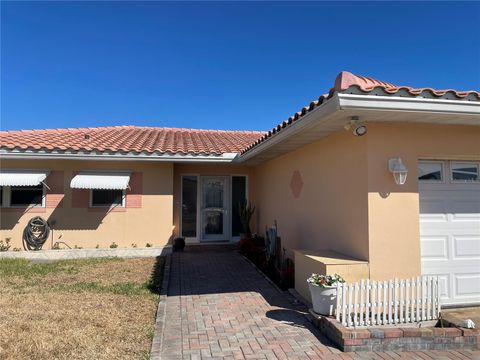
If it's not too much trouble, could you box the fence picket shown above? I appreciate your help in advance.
[365,279,370,326]
[335,283,342,321]
[416,276,420,322]
[399,279,404,323]
[341,282,347,326]
[376,281,382,325]
[393,279,398,324]
[353,283,358,326]
[347,283,353,327]
[359,280,365,326]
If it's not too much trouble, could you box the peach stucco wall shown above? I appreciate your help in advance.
[252,129,369,262]
[253,122,480,282]
[0,159,173,249]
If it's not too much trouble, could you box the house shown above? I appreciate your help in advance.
[1,71,479,306]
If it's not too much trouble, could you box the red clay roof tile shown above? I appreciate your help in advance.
[0,126,264,155]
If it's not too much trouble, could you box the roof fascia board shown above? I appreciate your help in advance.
[0,150,238,163]
[237,95,341,162]
[337,93,480,115]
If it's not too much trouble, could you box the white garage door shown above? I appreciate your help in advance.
[419,160,480,306]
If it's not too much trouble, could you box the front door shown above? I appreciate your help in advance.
[201,176,228,241]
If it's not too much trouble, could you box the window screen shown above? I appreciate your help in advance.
[10,185,44,206]
[91,189,124,207]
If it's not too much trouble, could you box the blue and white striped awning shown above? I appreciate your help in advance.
[0,170,50,186]
[70,171,131,190]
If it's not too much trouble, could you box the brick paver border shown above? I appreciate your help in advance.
[150,253,172,360]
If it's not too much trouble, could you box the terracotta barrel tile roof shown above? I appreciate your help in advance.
[241,71,479,154]
[0,126,264,155]
[333,71,480,98]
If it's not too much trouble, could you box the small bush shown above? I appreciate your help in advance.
[145,243,152,248]
[0,238,11,252]
[109,242,118,249]
[131,243,137,248]
[95,244,100,249]
[12,247,22,252]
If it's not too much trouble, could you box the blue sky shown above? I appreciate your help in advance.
[1,1,479,131]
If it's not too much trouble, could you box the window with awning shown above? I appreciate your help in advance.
[70,171,131,208]
[70,171,131,190]
[0,170,50,207]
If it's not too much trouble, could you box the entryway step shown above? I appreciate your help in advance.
[183,243,236,252]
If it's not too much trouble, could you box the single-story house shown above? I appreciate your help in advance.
[1,71,479,306]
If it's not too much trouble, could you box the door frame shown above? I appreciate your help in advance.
[180,174,249,243]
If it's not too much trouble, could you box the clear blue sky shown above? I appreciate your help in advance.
[1,1,479,131]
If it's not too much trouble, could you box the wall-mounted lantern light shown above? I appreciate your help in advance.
[388,158,408,185]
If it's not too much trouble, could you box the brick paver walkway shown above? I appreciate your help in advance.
[159,249,480,359]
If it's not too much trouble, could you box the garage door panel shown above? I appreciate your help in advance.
[454,273,480,297]
[453,236,480,259]
[420,160,480,306]
[420,236,449,260]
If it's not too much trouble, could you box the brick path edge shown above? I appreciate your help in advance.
[150,252,172,360]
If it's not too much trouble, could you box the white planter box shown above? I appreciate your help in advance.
[308,283,337,316]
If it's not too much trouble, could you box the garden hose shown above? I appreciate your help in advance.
[22,216,50,251]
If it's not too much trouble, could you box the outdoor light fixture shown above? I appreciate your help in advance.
[344,116,367,136]
[388,158,408,185]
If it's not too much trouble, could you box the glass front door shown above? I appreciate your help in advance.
[201,176,228,241]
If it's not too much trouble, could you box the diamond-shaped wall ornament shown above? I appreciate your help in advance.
[290,170,303,199]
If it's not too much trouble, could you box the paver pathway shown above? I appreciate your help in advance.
[159,249,480,359]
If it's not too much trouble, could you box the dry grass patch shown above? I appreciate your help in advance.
[0,257,164,360]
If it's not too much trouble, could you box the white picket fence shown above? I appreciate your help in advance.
[336,277,441,327]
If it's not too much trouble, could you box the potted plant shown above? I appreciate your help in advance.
[307,273,345,316]
[238,200,255,239]
[173,237,186,252]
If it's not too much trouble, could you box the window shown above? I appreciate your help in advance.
[231,176,247,237]
[451,162,479,182]
[418,162,443,181]
[90,189,125,207]
[181,176,198,237]
[9,185,44,207]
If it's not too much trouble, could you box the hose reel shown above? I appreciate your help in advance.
[22,216,50,251]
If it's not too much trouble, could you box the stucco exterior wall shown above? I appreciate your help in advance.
[0,159,173,249]
[253,122,480,284]
[172,164,255,239]
[366,122,480,280]
[252,130,369,262]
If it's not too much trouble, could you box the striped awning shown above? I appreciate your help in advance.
[70,171,131,190]
[0,170,50,186]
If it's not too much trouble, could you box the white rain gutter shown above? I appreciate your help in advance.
[337,93,480,115]
[0,150,239,163]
